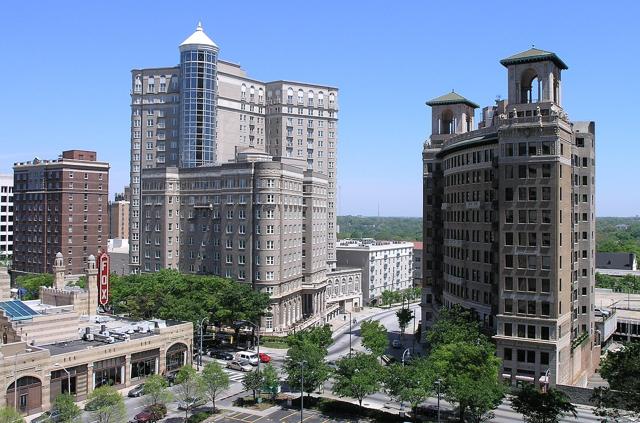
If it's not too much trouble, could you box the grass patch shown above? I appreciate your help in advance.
[233,395,277,411]
[260,336,289,349]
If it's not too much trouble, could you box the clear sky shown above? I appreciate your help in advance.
[1,1,638,217]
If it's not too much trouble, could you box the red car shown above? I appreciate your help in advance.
[259,352,271,363]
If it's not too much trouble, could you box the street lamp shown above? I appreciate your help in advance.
[541,368,551,393]
[197,317,207,370]
[434,378,442,423]
[53,363,71,395]
[298,360,307,423]
[401,348,411,366]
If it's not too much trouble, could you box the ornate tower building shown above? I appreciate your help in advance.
[421,49,598,387]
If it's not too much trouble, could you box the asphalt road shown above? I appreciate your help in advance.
[77,303,608,422]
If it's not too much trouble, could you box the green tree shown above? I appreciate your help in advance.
[108,270,270,329]
[0,407,24,423]
[242,370,263,402]
[52,393,81,423]
[261,364,280,402]
[15,273,53,300]
[142,374,172,406]
[201,361,230,412]
[511,384,577,423]
[396,307,413,339]
[86,386,126,423]
[426,305,481,349]
[286,325,332,350]
[384,359,434,416]
[592,342,640,421]
[429,340,504,422]
[360,320,388,357]
[284,341,330,397]
[174,366,205,420]
[332,353,382,411]
[381,290,394,306]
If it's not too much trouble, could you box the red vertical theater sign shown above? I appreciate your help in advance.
[98,252,110,306]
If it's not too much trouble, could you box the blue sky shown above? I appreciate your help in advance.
[1,1,638,217]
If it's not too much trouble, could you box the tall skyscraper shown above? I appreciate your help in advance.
[13,150,109,276]
[421,49,598,387]
[129,24,338,273]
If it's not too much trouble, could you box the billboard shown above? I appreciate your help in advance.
[98,252,110,306]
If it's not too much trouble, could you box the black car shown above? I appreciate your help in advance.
[209,350,234,360]
[128,383,145,398]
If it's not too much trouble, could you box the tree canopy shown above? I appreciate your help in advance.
[52,393,82,423]
[384,359,434,415]
[359,320,388,357]
[425,305,482,350]
[592,342,640,421]
[286,325,332,350]
[0,407,24,423]
[332,353,383,409]
[511,384,577,423]
[15,273,53,300]
[143,374,172,406]
[284,339,331,396]
[85,386,126,423]
[174,366,205,420]
[337,216,422,241]
[202,361,230,411]
[109,270,270,327]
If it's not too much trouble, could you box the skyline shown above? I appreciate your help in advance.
[1,1,639,217]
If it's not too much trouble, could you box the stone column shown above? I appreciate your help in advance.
[87,364,95,394]
[124,355,131,387]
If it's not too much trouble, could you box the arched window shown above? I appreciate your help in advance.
[241,84,247,100]
[520,69,540,103]
[258,88,264,103]
[287,88,294,104]
[329,92,335,107]
[318,91,324,106]
[441,109,454,135]
[297,89,304,104]
[307,90,314,106]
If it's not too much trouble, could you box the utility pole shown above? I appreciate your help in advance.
[299,361,307,422]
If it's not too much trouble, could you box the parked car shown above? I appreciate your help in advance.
[128,383,145,398]
[131,404,167,423]
[259,352,271,363]
[33,410,62,423]
[177,397,207,410]
[235,351,259,366]
[210,350,234,361]
[392,339,402,349]
[227,359,254,372]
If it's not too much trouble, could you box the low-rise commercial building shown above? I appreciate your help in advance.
[336,239,413,304]
[0,255,192,416]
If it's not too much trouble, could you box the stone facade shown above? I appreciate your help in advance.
[138,151,333,334]
[0,254,192,416]
[336,239,414,305]
[129,25,339,274]
[421,48,598,387]
[0,175,13,260]
[325,267,363,317]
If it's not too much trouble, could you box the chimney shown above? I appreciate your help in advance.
[53,252,65,289]
[85,255,98,317]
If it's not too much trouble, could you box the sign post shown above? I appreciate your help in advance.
[98,253,110,306]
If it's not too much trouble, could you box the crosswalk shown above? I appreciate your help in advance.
[224,368,247,383]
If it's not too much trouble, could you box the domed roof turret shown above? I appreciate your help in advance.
[180,22,218,51]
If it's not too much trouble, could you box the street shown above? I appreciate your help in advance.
[74,303,606,423]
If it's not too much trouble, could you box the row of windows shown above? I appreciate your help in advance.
[443,148,495,170]
[503,348,550,366]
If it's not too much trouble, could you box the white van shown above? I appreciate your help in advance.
[235,351,259,366]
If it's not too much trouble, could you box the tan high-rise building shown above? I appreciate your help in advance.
[139,149,334,332]
[12,150,109,276]
[129,24,338,273]
[421,49,598,387]
[109,194,129,240]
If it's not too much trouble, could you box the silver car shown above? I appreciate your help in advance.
[227,359,253,372]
